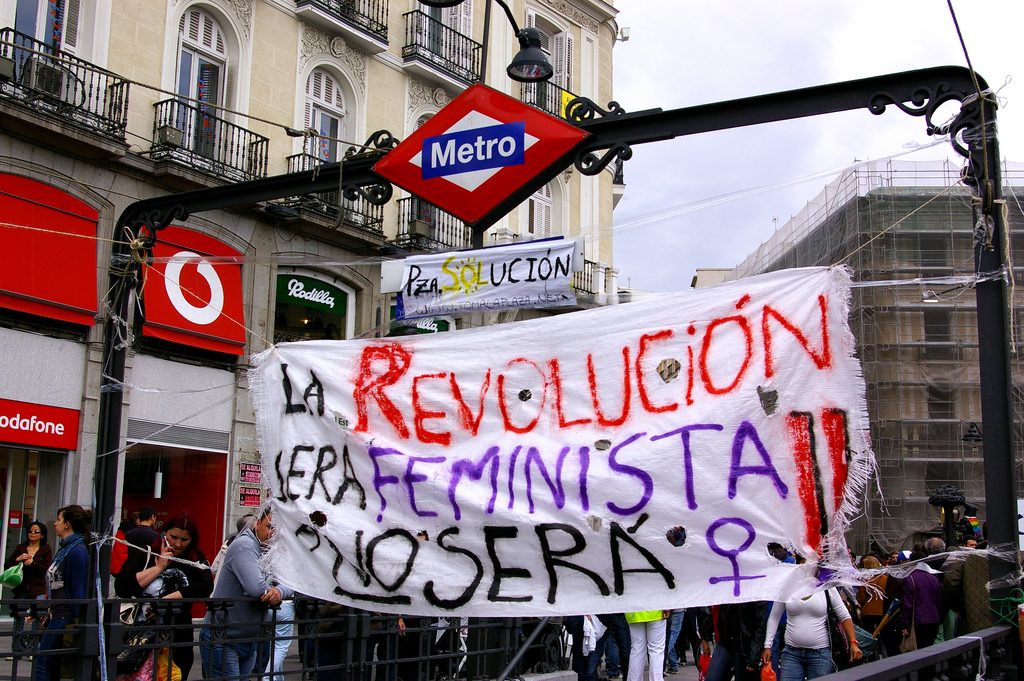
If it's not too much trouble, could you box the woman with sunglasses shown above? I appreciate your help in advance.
[5,521,53,654]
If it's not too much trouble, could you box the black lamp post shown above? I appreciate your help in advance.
[929,484,967,547]
[417,0,554,83]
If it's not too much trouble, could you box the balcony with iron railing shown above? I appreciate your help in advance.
[519,81,574,119]
[572,258,599,295]
[294,0,388,53]
[402,10,481,87]
[151,99,269,183]
[0,28,130,140]
[394,196,473,250]
[284,152,384,233]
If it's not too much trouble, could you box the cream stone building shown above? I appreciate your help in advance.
[0,0,620,555]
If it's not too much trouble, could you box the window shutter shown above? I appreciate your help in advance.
[62,0,81,53]
[443,1,472,35]
[553,31,572,90]
[563,32,574,91]
[187,10,201,42]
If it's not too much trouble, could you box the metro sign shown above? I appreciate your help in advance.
[374,84,589,226]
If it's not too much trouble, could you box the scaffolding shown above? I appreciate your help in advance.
[726,159,1024,552]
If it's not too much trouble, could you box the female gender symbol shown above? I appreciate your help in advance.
[706,517,766,596]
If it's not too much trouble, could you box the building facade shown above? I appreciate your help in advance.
[722,159,1024,552]
[0,0,620,560]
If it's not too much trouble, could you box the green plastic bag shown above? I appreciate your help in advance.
[0,562,23,589]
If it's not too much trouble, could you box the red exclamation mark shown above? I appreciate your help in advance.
[822,408,850,514]
[786,411,822,553]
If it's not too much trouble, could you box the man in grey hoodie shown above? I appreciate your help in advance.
[200,508,293,679]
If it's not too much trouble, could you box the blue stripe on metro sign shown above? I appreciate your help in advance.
[422,121,526,179]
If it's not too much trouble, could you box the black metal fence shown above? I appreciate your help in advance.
[0,597,567,681]
[152,99,270,182]
[0,28,130,138]
[402,11,481,84]
[1,595,1018,681]
[295,0,389,43]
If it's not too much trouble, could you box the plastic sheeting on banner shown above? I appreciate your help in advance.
[250,266,874,616]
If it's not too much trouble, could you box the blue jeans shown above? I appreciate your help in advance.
[665,611,685,669]
[606,636,621,675]
[32,616,68,681]
[201,626,259,680]
[779,646,834,681]
[705,644,758,681]
[265,601,296,681]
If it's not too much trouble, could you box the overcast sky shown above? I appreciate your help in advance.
[609,0,1023,292]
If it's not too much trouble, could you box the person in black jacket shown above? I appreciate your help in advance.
[6,521,52,654]
[115,513,213,678]
[704,602,767,681]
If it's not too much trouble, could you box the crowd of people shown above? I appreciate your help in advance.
[567,534,993,681]
[2,506,993,681]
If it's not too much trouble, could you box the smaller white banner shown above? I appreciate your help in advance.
[398,240,577,318]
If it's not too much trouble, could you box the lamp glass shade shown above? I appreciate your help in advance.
[508,28,554,83]
[417,0,465,7]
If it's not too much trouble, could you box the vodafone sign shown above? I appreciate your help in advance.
[142,227,245,355]
[0,398,79,450]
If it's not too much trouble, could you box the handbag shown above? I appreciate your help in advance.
[761,663,777,681]
[824,590,852,668]
[899,622,917,653]
[697,652,711,681]
[117,601,154,674]
[116,627,154,675]
[0,562,24,589]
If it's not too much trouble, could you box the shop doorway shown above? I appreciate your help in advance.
[121,444,226,561]
[0,446,64,610]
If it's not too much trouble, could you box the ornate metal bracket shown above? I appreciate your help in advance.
[564,96,627,124]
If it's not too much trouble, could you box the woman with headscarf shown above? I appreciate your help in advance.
[115,513,213,678]
[34,505,91,681]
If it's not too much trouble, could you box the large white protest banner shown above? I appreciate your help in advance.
[251,266,874,616]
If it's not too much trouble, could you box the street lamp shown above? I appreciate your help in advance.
[418,0,553,83]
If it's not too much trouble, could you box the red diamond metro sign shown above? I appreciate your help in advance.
[374,84,589,226]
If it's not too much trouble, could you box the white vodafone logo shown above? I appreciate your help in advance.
[163,250,224,325]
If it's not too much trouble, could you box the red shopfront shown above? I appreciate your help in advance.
[0,172,97,566]
[0,398,80,573]
[1,172,242,559]
[119,226,246,558]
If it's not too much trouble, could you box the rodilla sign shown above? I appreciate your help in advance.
[0,398,80,450]
[374,85,588,225]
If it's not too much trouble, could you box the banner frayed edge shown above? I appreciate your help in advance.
[819,265,880,583]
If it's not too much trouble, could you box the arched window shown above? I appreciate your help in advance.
[305,69,346,161]
[176,7,228,157]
